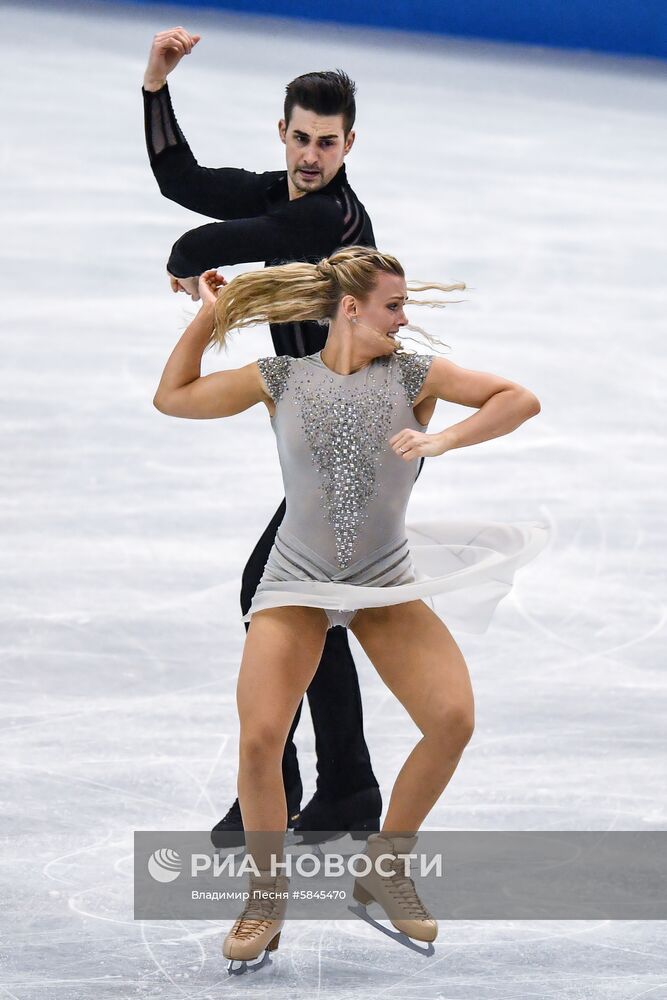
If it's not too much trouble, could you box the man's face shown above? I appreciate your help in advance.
[279,105,355,198]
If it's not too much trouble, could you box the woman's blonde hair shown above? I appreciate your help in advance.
[210,246,465,354]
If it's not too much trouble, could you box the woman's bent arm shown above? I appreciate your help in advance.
[391,356,540,461]
[434,386,540,453]
[426,355,540,453]
[152,302,268,419]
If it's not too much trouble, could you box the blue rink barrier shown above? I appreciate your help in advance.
[128,0,667,60]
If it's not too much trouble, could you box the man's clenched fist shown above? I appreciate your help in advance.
[143,27,201,91]
[168,273,201,301]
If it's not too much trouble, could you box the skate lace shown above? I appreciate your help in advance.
[385,860,433,919]
[234,882,284,938]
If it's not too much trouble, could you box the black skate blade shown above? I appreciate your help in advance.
[226,950,274,976]
[348,904,435,957]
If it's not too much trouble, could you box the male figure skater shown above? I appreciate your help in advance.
[143,27,422,843]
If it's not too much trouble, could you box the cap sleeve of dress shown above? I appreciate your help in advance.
[256,356,293,403]
[395,353,435,405]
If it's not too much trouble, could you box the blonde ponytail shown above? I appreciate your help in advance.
[210,246,465,354]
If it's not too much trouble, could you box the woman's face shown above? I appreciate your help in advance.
[351,272,409,354]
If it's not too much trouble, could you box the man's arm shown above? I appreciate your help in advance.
[142,27,268,219]
[166,195,345,277]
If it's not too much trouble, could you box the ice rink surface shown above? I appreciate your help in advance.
[2,0,667,995]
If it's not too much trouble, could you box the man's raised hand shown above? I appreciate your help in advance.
[143,27,201,91]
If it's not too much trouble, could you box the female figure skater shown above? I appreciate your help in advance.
[153,247,545,965]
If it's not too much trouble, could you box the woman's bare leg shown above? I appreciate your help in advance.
[350,600,474,832]
[236,604,329,866]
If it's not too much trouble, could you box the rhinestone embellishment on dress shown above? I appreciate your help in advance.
[298,369,395,569]
[257,356,292,402]
[395,353,434,405]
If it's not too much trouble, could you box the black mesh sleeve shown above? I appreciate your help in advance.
[142,83,187,164]
[167,195,344,276]
[142,84,272,220]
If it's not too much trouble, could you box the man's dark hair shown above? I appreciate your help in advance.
[284,70,356,136]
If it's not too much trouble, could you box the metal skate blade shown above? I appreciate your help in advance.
[348,904,435,956]
[226,950,274,976]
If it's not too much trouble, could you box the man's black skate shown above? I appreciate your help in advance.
[211,784,303,849]
[292,786,382,844]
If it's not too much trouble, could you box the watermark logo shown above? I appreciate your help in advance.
[135,831,667,920]
[147,848,182,883]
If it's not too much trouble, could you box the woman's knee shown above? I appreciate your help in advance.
[428,700,475,751]
[239,724,285,768]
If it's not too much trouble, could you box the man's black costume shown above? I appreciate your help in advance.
[144,83,392,838]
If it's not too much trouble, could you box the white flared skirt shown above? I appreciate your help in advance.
[241,519,549,634]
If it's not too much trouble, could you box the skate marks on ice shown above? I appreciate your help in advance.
[509,508,666,659]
